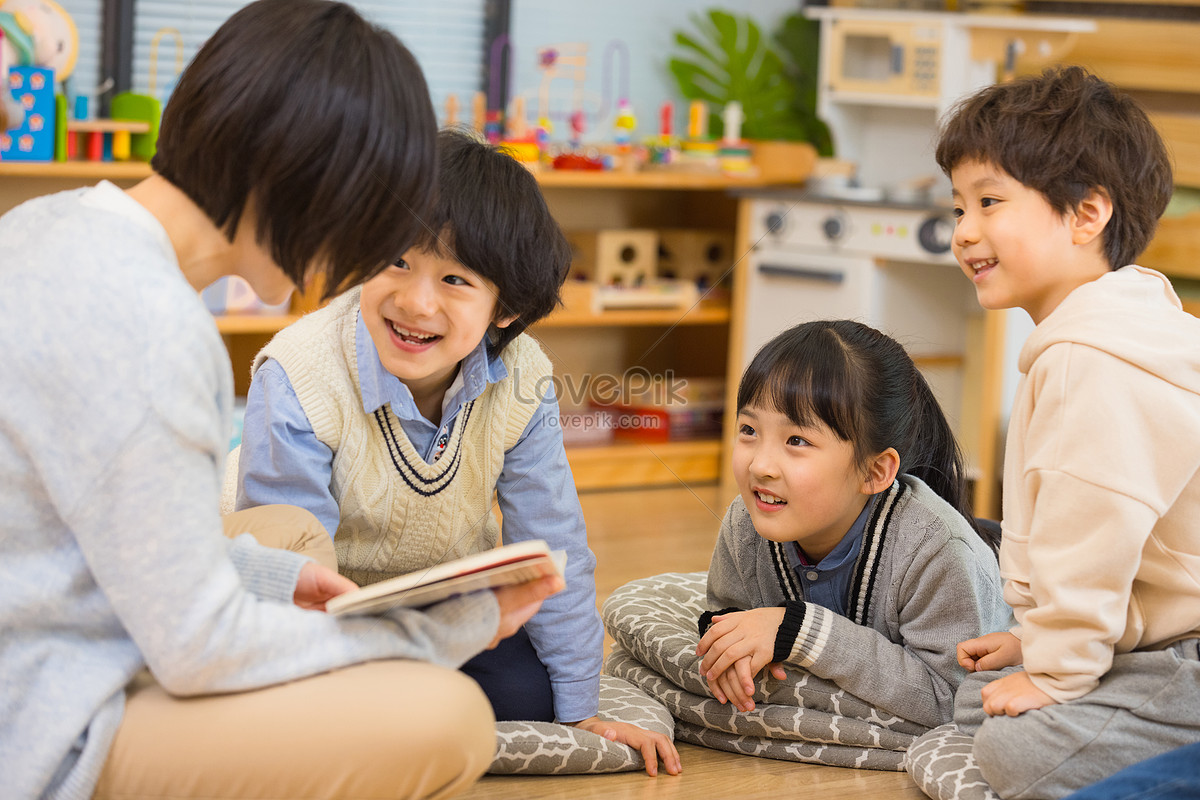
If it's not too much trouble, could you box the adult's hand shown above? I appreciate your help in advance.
[294,561,357,611]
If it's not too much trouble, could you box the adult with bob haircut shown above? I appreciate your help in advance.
[0,1,561,798]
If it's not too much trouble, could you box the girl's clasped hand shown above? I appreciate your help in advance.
[696,608,787,712]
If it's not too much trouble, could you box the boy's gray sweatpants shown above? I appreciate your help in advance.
[955,638,1200,800]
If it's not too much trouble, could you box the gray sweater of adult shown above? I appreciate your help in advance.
[707,476,1010,728]
[0,183,501,799]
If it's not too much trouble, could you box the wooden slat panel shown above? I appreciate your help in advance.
[1151,111,1200,187]
[1027,0,1200,6]
[1144,211,1200,279]
[1018,18,1200,94]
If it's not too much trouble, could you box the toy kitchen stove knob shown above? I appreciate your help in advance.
[917,214,954,255]
[821,213,847,243]
[764,211,786,237]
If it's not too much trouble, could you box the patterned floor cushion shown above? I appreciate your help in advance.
[488,674,675,775]
[904,723,1001,800]
[608,646,912,771]
[676,720,907,771]
[601,572,927,771]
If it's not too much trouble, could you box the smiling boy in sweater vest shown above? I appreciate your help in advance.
[236,128,680,775]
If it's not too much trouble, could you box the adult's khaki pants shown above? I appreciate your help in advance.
[93,505,496,800]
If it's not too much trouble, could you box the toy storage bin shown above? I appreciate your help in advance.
[591,376,725,443]
[558,406,615,448]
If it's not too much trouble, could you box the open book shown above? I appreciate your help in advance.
[326,539,567,616]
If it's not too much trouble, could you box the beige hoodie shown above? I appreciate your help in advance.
[1002,266,1200,702]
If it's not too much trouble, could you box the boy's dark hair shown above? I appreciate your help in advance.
[738,320,998,553]
[152,0,436,298]
[413,128,569,354]
[936,66,1173,270]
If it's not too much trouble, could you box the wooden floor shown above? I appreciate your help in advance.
[460,484,926,800]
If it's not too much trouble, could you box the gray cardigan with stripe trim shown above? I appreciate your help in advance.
[705,475,1010,728]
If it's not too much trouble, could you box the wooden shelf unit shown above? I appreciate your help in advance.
[534,177,769,494]
[211,168,756,492]
[0,161,794,494]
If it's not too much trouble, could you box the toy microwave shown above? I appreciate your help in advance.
[823,17,943,99]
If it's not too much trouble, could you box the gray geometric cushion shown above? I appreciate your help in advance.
[609,647,910,770]
[487,674,674,775]
[903,723,1001,800]
[601,572,927,771]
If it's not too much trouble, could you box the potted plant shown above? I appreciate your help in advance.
[668,9,832,181]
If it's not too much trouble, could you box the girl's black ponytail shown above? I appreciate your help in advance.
[904,371,1000,554]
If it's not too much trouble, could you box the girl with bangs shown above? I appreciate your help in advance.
[695,320,1010,730]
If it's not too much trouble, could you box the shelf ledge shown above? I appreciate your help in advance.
[565,439,723,491]
[538,303,730,328]
[536,171,804,190]
[0,160,154,179]
[214,314,300,335]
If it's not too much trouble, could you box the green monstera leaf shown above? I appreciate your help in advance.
[668,9,833,155]
[773,12,834,156]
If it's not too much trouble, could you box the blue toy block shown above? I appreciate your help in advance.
[1,67,55,161]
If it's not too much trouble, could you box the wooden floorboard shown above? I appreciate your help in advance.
[464,484,926,800]
[460,742,926,800]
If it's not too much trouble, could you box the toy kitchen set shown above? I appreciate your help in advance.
[736,7,1093,515]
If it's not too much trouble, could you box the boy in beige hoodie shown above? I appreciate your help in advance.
[911,66,1200,799]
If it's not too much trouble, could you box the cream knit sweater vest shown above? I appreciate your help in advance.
[254,288,552,586]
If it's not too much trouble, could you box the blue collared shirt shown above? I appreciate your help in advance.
[784,495,877,617]
[236,312,602,722]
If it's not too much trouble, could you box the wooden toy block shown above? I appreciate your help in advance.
[657,228,735,289]
[566,229,659,287]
